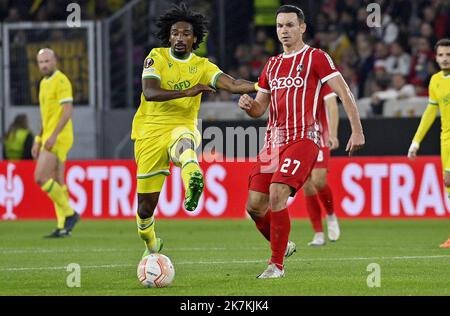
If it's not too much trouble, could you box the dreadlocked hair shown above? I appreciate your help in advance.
[156,2,208,51]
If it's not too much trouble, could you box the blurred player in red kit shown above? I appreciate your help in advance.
[303,85,341,247]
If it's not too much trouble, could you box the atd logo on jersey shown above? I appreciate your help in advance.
[270,77,304,90]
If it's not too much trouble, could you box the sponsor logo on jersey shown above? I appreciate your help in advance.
[270,76,304,90]
[168,80,191,90]
[297,64,303,73]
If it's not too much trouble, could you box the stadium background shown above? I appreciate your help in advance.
[0,0,449,220]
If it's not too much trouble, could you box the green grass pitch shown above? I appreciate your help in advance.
[0,219,449,296]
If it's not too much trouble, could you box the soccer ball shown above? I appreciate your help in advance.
[137,254,175,288]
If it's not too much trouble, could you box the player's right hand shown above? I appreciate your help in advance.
[238,94,253,111]
[31,141,41,159]
[407,142,419,160]
[185,84,216,97]
[329,136,340,150]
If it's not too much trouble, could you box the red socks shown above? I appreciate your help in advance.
[318,184,334,216]
[252,210,271,241]
[305,195,323,233]
[270,208,291,270]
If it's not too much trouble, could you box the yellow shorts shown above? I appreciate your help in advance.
[135,127,201,193]
[442,140,450,174]
[41,138,73,162]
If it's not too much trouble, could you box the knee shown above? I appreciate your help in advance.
[138,198,157,218]
[246,198,267,218]
[311,171,327,191]
[172,138,195,161]
[269,185,290,210]
[313,178,327,191]
[303,179,316,196]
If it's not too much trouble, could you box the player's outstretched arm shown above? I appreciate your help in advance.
[215,73,257,94]
[326,75,364,156]
[407,104,439,160]
[238,91,270,119]
[142,78,215,102]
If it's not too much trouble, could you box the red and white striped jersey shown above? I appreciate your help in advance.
[318,84,337,147]
[258,45,340,147]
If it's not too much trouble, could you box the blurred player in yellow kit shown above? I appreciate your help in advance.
[32,48,79,238]
[408,39,450,248]
[133,3,257,257]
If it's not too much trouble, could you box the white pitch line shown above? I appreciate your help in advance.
[0,247,231,254]
[0,264,133,272]
[1,255,449,272]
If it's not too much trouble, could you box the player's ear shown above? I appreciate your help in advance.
[300,22,307,34]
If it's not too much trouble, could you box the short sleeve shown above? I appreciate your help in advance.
[428,77,438,105]
[313,50,341,84]
[57,76,73,105]
[322,84,336,100]
[257,60,271,94]
[202,59,223,89]
[142,49,164,80]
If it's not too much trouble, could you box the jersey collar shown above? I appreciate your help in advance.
[45,69,59,80]
[169,48,193,62]
[283,44,309,58]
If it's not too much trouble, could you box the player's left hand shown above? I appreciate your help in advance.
[407,142,419,160]
[328,136,340,150]
[44,135,57,151]
[346,132,365,157]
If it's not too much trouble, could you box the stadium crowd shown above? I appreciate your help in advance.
[0,0,126,21]
[1,0,449,114]
[210,0,449,109]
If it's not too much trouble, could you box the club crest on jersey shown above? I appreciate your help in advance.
[189,65,197,74]
[297,64,304,73]
[144,58,154,68]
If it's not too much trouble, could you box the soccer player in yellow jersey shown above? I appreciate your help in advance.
[32,48,79,238]
[408,39,450,248]
[133,4,257,256]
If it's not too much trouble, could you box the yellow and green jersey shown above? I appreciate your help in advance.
[413,71,450,143]
[39,70,74,143]
[131,47,223,140]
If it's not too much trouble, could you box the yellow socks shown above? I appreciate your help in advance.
[179,149,201,189]
[136,213,158,252]
[61,185,75,217]
[41,179,72,229]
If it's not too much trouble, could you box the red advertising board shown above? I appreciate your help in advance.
[0,157,449,220]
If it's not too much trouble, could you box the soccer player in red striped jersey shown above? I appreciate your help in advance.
[239,5,364,278]
[303,85,341,247]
